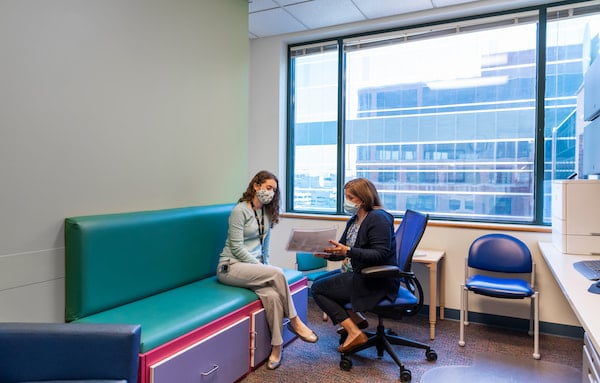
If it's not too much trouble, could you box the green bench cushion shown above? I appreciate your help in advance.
[65,204,234,321]
[75,270,305,353]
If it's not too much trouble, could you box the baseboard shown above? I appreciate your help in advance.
[425,305,584,340]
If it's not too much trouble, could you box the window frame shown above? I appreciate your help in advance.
[286,0,600,225]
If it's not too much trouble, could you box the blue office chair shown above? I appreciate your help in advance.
[339,209,436,383]
[459,233,540,359]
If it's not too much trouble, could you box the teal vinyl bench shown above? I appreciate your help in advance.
[65,203,307,383]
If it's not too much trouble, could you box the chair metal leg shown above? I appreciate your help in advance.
[381,335,407,370]
[528,294,534,337]
[459,285,466,347]
[464,286,470,326]
[532,291,540,359]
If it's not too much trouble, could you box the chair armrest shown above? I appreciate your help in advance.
[361,265,415,279]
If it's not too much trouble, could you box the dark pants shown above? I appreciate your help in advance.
[311,271,353,325]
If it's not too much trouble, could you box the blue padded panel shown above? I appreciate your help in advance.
[22,381,125,383]
[466,274,534,299]
[468,233,532,273]
[396,210,429,272]
[0,323,140,383]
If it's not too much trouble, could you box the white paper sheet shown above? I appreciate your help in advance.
[285,227,338,254]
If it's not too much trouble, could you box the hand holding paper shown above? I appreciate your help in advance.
[285,227,337,255]
[322,239,349,261]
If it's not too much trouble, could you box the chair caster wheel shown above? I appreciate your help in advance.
[426,349,437,361]
[400,368,412,382]
[340,356,352,371]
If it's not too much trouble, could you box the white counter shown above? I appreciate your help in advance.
[538,242,600,355]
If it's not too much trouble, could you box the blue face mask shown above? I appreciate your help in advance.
[343,199,360,215]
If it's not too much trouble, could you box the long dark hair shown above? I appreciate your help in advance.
[239,170,281,225]
[344,178,382,212]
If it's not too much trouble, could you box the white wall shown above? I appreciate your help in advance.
[248,6,581,328]
[0,0,249,322]
[266,218,579,327]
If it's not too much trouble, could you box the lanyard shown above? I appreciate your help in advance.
[250,202,265,247]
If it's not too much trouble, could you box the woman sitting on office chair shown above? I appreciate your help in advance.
[312,178,398,353]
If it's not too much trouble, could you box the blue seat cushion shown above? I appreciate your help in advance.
[373,285,418,307]
[466,274,534,299]
[343,285,418,312]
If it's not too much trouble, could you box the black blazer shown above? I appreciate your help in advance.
[336,208,399,312]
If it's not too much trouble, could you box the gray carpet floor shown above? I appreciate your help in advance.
[421,352,580,383]
[240,298,582,383]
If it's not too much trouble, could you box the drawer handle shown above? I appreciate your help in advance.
[200,364,219,376]
[590,233,600,236]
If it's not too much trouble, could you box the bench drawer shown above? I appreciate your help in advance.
[150,317,250,383]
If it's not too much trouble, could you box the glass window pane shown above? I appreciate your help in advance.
[344,21,538,222]
[289,44,339,212]
[543,9,600,223]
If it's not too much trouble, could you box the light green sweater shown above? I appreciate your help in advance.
[219,201,271,265]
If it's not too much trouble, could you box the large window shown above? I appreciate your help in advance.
[288,1,600,224]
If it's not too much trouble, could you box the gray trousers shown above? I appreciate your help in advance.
[217,261,297,346]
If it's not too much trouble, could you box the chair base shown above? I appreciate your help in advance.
[338,321,437,382]
[459,286,540,360]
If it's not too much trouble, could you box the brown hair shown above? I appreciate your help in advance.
[239,170,281,225]
[344,178,382,212]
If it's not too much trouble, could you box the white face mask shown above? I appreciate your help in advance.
[257,189,275,205]
[343,198,360,215]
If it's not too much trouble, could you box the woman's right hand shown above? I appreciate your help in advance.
[324,240,350,257]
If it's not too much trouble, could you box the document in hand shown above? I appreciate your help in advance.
[285,227,338,254]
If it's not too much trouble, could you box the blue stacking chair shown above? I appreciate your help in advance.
[459,233,540,359]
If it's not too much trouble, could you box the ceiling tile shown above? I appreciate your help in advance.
[249,8,308,38]
[248,0,279,13]
[286,0,366,29]
[353,0,434,19]
[277,0,313,5]
[432,0,480,7]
